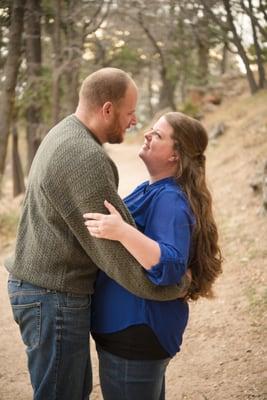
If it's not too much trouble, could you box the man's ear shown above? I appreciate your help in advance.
[102,102,113,120]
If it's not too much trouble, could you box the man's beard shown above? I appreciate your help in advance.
[108,129,123,144]
[107,112,124,144]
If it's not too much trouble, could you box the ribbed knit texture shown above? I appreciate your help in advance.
[5,115,188,300]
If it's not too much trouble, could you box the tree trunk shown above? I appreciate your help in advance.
[259,0,267,23]
[194,11,210,86]
[158,70,176,111]
[221,42,228,75]
[197,39,209,85]
[12,125,25,197]
[223,0,259,94]
[200,0,259,94]
[52,0,62,125]
[0,0,26,193]
[64,1,81,115]
[25,0,42,172]
[137,11,176,112]
[248,0,266,89]
[65,64,80,114]
[147,65,154,118]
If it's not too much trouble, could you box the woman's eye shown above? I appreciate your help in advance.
[152,130,160,138]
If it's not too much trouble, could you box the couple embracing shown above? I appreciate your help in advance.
[5,68,222,400]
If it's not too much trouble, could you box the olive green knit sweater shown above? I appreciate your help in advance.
[5,115,187,300]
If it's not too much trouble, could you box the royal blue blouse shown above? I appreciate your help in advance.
[91,177,195,357]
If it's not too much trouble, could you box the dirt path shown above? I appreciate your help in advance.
[0,91,266,399]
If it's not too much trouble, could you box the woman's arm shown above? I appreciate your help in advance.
[84,200,161,269]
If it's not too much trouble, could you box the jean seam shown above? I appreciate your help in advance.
[55,298,62,400]
[123,358,128,399]
[12,302,42,350]
[37,302,41,349]
[9,290,48,298]
[60,305,90,311]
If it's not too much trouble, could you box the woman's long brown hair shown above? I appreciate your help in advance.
[165,112,223,301]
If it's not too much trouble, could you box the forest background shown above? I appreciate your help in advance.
[0,1,266,399]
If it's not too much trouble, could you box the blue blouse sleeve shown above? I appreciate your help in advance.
[145,189,194,286]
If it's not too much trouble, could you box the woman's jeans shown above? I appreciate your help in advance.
[97,347,170,400]
[7,276,92,400]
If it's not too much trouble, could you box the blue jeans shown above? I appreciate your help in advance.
[97,347,170,400]
[8,276,92,400]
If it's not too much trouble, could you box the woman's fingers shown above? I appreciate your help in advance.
[85,219,106,237]
[83,201,120,221]
[83,212,103,220]
[83,204,122,241]
[87,226,102,238]
[86,224,102,235]
[84,220,99,228]
[104,200,120,216]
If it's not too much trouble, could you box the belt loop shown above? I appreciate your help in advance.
[9,274,23,287]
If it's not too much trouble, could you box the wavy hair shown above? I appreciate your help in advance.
[165,112,223,301]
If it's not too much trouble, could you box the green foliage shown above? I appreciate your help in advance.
[110,45,144,75]
[0,0,11,27]
[248,43,267,62]
[166,61,179,85]
[42,0,55,19]
[0,0,11,69]
[16,66,53,124]
[179,101,201,119]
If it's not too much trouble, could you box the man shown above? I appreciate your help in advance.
[6,68,189,400]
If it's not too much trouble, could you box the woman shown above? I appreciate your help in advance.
[84,111,223,400]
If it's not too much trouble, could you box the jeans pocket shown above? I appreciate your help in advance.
[11,302,41,350]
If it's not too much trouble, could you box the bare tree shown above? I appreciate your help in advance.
[199,0,260,94]
[239,0,267,41]
[223,0,259,93]
[45,0,111,121]
[242,0,266,89]
[12,124,25,196]
[63,0,111,114]
[51,0,62,124]
[0,0,26,193]
[137,10,177,110]
[25,0,43,171]
[221,41,229,74]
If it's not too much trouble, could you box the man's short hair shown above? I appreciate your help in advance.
[79,68,134,109]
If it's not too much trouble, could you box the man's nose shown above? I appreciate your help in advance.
[131,114,137,126]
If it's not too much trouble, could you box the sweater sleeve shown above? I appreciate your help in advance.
[42,141,190,301]
[144,190,193,286]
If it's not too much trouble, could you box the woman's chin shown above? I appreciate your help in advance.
[138,150,145,160]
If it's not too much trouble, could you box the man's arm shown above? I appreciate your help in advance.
[44,144,190,300]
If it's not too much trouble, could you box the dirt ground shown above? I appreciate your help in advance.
[0,83,266,399]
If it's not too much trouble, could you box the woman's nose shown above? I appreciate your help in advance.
[144,130,152,140]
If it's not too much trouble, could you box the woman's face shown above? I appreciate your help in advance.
[139,116,178,174]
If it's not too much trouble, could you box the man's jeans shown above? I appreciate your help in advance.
[97,347,170,400]
[8,276,92,400]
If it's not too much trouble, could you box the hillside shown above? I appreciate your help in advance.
[0,77,266,399]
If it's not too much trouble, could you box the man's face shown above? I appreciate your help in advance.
[107,84,138,144]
